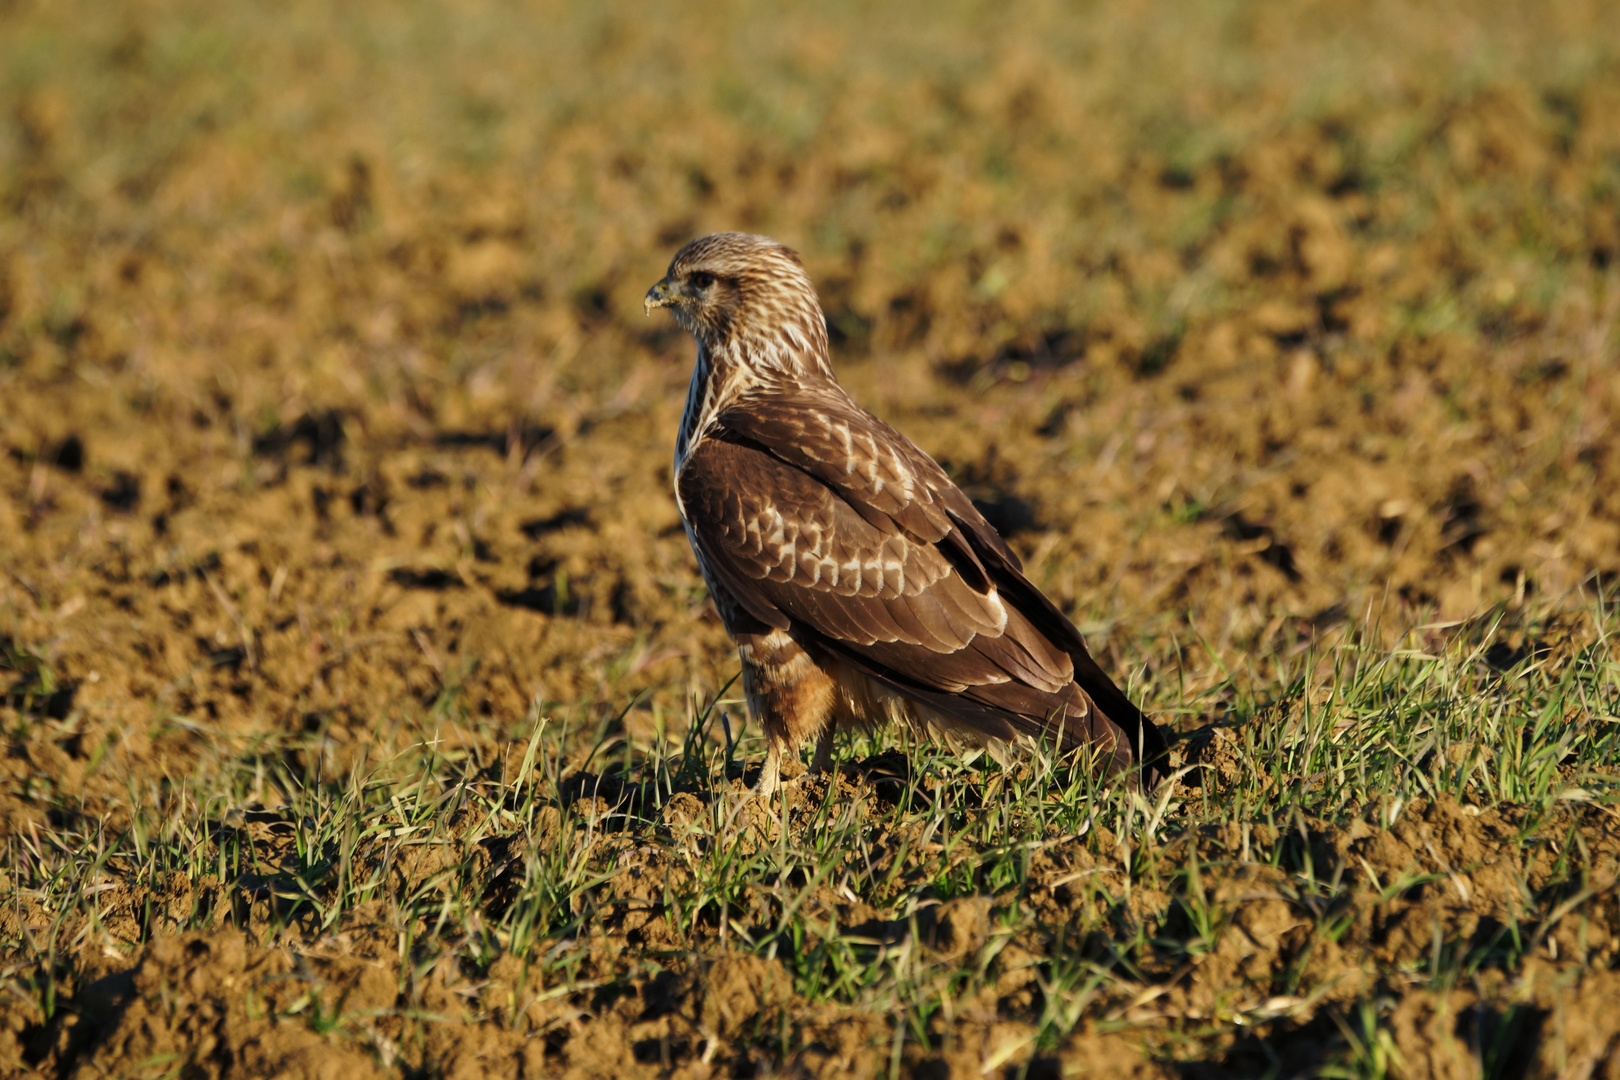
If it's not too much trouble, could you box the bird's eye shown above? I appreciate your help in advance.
[690,271,716,290]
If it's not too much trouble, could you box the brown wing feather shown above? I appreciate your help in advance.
[716,390,1169,784]
[716,398,962,545]
[679,418,1163,781]
[943,502,1170,782]
[680,434,1006,651]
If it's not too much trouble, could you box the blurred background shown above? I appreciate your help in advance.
[1,0,1617,760]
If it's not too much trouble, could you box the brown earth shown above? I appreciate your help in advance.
[4,776,1619,1078]
[2,0,1619,1076]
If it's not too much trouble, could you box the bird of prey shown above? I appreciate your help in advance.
[645,233,1166,797]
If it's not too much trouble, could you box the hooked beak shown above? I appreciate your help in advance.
[644,277,675,316]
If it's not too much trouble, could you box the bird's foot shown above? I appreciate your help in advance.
[808,728,836,776]
[751,742,783,800]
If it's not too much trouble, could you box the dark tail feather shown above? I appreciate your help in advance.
[941,504,1171,788]
[1072,649,1169,789]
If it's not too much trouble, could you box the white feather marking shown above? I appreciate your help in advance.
[985,587,1008,632]
[892,453,916,495]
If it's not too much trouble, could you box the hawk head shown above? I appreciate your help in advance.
[646,232,833,380]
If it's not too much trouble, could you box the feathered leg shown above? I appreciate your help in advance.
[810,728,836,774]
[736,629,837,799]
[756,739,783,798]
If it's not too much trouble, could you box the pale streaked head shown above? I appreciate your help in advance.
[646,232,834,381]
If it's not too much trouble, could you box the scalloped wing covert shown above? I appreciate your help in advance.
[677,398,1157,771]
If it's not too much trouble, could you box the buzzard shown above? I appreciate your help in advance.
[646,233,1166,797]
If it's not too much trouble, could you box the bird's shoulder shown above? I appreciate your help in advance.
[675,425,946,594]
[697,386,995,549]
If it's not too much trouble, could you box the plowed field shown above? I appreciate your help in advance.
[2,1,1619,1076]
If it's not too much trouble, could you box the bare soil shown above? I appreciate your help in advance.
[2,0,1618,1076]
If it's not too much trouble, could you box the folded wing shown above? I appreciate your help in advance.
[678,392,1166,782]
